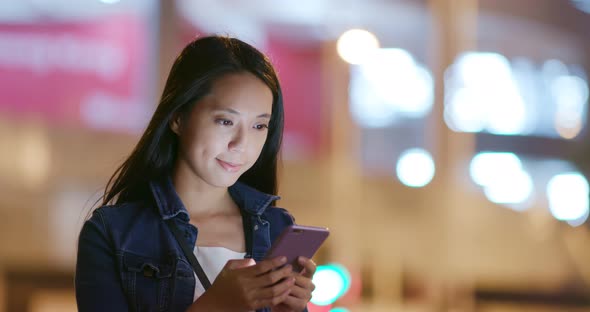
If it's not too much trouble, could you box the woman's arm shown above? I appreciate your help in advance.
[75,211,129,311]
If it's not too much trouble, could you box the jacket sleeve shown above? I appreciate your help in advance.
[75,210,130,311]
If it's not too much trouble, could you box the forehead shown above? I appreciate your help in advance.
[201,72,273,113]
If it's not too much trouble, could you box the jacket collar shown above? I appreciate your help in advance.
[149,176,280,221]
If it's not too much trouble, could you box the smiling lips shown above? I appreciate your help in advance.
[216,158,243,172]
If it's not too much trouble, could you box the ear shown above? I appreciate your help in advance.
[169,114,182,135]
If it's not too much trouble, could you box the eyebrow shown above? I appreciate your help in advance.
[213,108,271,119]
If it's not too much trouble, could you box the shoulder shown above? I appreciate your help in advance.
[78,201,163,259]
[90,201,145,221]
[84,201,156,235]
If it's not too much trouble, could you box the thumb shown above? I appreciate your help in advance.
[225,258,256,270]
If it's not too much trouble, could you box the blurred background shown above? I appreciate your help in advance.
[1,0,590,311]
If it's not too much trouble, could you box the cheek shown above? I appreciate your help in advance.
[248,135,267,160]
[184,129,227,157]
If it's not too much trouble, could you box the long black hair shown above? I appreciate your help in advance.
[101,35,284,206]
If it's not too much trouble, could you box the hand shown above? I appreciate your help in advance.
[271,257,317,312]
[191,256,296,312]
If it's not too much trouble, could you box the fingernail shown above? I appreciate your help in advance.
[279,256,287,263]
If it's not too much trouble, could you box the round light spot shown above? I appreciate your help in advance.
[337,29,380,65]
[396,148,435,188]
[547,173,589,223]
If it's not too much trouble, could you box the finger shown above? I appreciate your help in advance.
[293,275,315,293]
[286,283,311,300]
[253,279,294,308]
[298,257,317,278]
[277,294,307,311]
[252,264,293,288]
[259,276,295,299]
[225,258,256,270]
[242,256,287,276]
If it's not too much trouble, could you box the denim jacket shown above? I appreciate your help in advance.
[75,176,306,312]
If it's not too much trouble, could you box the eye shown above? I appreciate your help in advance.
[254,124,269,130]
[216,119,233,126]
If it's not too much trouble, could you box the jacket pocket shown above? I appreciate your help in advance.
[120,252,174,312]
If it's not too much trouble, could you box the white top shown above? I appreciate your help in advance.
[192,246,247,302]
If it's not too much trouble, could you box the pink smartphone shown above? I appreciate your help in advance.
[264,225,330,273]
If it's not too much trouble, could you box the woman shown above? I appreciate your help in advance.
[76,35,315,312]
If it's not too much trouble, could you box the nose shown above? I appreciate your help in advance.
[228,126,247,152]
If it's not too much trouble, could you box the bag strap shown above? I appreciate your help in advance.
[165,219,212,289]
[241,210,253,259]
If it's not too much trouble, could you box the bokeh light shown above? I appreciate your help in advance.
[551,75,588,139]
[444,53,588,138]
[547,173,589,225]
[396,148,435,188]
[470,152,522,187]
[350,48,434,127]
[311,264,351,306]
[336,29,379,65]
[470,152,533,208]
[483,169,534,207]
[445,52,527,135]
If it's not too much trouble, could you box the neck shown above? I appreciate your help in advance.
[171,165,234,218]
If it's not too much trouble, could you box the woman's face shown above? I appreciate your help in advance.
[172,72,273,188]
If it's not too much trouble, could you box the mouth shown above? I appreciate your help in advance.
[216,158,244,173]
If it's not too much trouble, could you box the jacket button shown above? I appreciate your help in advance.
[143,266,155,278]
